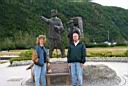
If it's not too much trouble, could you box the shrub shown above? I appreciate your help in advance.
[85,43,115,48]
[19,50,32,58]
[10,50,32,64]
[52,52,61,58]
[88,50,128,57]
[89,51,112,57]
[124,50,128,57]
[0,38,16,50]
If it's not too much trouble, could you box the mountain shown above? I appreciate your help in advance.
[0,0,128,50]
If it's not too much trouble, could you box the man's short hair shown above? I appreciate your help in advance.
[73,30,80,37]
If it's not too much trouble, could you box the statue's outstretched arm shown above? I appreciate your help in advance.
[40,16,49,23]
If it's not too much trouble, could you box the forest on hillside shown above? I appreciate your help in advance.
[0,0,128,50]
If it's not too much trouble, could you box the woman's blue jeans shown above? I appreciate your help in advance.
[71,62,83,86]
[34,63,46,86]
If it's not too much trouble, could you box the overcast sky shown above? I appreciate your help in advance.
[91,0,128,9]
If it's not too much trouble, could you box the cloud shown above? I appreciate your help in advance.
[91,0,128,9]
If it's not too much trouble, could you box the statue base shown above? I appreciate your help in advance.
[23,59,121,86]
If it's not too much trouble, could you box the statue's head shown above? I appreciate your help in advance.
[51,9,58,17]
[68,19,74,27]
[71,17,78,27]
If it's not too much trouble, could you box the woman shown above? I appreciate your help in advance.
[32,35,48,86]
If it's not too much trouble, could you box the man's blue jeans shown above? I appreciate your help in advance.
[34,63,46,86]
[71,62,83,86]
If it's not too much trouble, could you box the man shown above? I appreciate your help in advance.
[67,32,86,86]
[41,9,65,58]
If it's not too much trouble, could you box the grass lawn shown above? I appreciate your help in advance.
[51,46,128,57]
[87,47,128,57]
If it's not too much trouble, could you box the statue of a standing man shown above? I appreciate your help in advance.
[41,9,65,58]
[67,17,84,44]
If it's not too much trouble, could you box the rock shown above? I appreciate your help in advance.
[24,78,34,86]
[9,60,32,67]
[83,64,121,86]
[83,64,117,80]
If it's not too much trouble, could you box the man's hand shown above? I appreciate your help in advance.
[68,63,71,70]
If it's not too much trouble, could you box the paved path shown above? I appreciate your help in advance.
[0,62,31,86]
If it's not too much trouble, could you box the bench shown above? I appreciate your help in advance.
[46,62,70,85]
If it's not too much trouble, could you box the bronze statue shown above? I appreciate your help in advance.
[41,9,65,58]
[68,17,84,44]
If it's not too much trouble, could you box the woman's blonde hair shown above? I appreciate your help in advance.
[36,35,46,45]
